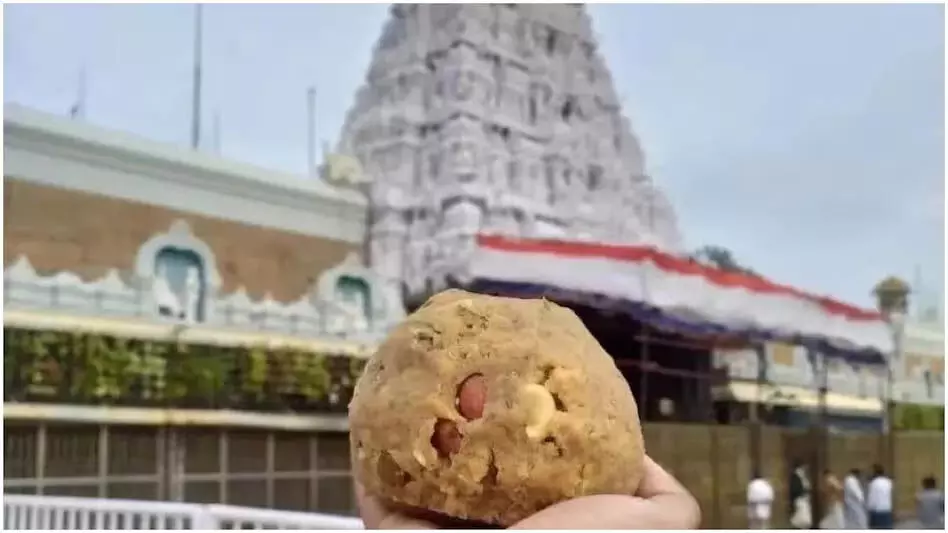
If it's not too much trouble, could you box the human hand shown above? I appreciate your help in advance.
[356,455,701,530]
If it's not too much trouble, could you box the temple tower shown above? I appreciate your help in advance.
[334,4,683,306]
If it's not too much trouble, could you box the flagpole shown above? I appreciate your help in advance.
[70,66,87,119]
[306,86,317,176]
[190,3,204,150]
[212,110,221,154]
[912,264,923,316]
[78,67,87,118]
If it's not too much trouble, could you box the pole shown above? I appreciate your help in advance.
[639,326,650,420]
[212,110,221,154]
[306,86,317,176]
[886,363,895,473]
[190,4,204,150]
[752,343,766,474]
[912,264,923,317]
[648,187,656,234]
[887,320,903,481]
[70,66,87,119]
[810,347,828,530]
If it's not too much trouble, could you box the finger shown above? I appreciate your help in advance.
[377,512,441,530]
[634,456,702,528]
[355,481,437,530]
[511,494,700,530]
[510,456,702,530]
[510,494,700,530]
[355,481,389,529]
[510,494,644,530]
[396,506,503,529]
[636,455,690,499]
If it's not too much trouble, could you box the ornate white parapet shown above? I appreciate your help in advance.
[4,257,141,316]
[4,223,406,342]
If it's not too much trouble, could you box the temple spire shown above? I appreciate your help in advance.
[337,4,683,304]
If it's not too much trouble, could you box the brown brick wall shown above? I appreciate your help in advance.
[3,179,359,302]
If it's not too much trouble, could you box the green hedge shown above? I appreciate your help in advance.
[3,327,367,414]
[894,403,944,431]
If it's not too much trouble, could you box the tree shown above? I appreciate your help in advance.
[690,245,760,277]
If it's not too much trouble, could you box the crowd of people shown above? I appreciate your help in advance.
[746,463,944,529]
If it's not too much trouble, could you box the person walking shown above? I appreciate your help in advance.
[915,476,944,529]
[747,470,775,529]
[866,464,894,529]
[788,460,812,529]
[843,468,868,529]
[819,469,845,529]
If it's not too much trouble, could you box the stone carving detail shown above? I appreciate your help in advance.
[5,243,405,343]
[334,4,684,305]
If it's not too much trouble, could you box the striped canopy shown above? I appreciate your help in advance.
[467,235,891,364]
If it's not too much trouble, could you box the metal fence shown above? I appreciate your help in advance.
[3,494,363,529]
[3,419,943,529]
[3,422,359,518]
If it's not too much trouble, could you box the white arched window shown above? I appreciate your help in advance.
[335,274,372,321]
[134,220,221,323]
[315,252,408,335]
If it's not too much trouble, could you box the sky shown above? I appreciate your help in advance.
[4,3,945,312]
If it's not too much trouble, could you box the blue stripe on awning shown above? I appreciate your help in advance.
[468,278,886,366]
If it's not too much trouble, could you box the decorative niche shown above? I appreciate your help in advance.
[133,220,222,323]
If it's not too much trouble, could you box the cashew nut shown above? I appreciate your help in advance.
[412,448,428,467]
[520,383,556,440]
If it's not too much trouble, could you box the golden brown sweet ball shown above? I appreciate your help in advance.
[348,289,645,526]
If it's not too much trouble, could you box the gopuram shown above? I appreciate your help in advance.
[332,4,683,307]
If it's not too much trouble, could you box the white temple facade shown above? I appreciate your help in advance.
[4,105,405,344]
[333,4,683,305]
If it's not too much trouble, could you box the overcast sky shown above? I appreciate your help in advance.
[4,3,944,311]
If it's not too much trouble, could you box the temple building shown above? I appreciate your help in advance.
[334,4,927,429]
[3,104,403,514]
[3,3,942,525]
[4,105,405,336]
[334,4,682,307]
[710,317,945,433]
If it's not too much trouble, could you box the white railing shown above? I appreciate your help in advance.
[3,494,364,530]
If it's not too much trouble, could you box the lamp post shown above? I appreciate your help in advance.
[807,345,828,530]
[872,276,910,474]
[884,310,905,474]
[751,343,766,474]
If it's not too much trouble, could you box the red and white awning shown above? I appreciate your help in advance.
[469,235,893,354]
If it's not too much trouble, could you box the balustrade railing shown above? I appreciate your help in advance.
[3,495,364,530]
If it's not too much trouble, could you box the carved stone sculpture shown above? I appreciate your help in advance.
[153,264,182,319]
[182,266,202,323]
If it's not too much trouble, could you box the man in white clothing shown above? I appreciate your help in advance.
[747,470,775,529]
[843,468,868,529]
[866,464,894,529]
